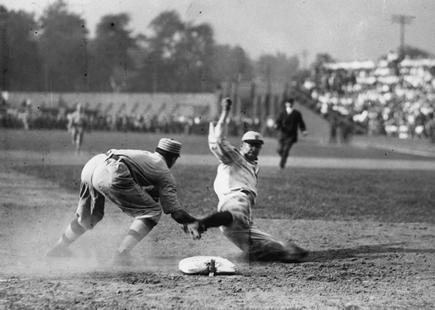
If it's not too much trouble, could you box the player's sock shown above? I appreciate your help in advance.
[117,218,155,254]
[56,217,86,248]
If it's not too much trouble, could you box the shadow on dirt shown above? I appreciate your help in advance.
[306,243,435,262]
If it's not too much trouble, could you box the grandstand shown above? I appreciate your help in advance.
[5,92,217,120]
[301,53,435,141]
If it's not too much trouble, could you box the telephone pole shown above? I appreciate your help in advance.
[392,14,415,57]
[301,49,308,70]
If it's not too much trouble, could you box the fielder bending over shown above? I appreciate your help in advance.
[186,98,308,263]
[47,138,201,265]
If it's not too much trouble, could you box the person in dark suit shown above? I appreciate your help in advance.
[274,98,307,169]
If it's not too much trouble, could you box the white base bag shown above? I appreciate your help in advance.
[178,256,237,276]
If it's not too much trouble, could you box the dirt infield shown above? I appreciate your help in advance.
[1,144,435,309]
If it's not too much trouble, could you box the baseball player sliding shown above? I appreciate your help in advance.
[47,138,201,265]
[185,98,308,262]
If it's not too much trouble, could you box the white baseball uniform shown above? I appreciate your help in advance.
[208,123,290,261]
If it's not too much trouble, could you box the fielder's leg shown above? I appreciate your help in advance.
[46,217,86,257]
[92,156,162,265]
[113,218,157,266]
[47,190,105,257]
[47,158,106,257]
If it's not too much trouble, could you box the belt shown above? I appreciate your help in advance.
[240,189,255,201]
[240,189,252,196]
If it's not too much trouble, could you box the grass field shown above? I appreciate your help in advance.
[14,164,435,224]
[2,128,434,160]
[1,129,435,309]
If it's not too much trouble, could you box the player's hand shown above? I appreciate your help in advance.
[221,97,232,111]
[183,221,203,240]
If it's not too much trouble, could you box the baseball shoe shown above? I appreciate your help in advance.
[280,244,309,263]
[46,245,74,258]
[112,251,134,266]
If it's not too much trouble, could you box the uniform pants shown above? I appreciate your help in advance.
[218,191,289,261]
[277,134,296,168]
[76,154,162,229]
[71,126,85,147]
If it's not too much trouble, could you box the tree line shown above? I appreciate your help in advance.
[0,0,301,93]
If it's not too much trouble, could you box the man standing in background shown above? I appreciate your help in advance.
[274,98,307,169]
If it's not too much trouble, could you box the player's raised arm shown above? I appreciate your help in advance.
[208,98,241,164]
[215,97,232,137]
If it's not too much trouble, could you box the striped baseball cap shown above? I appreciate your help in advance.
[157,138,182,156]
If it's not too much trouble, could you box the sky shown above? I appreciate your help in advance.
[3,0,435,64]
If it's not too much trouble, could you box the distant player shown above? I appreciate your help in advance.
[274,98,307,169]
[185,98,308,263]
[47,138,201,265]
[67,103,87,153]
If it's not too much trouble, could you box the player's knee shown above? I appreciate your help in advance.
[77,216,100,230]
[142,218,158,228]
[90,212,104,226]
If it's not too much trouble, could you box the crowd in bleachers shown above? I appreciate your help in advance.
[302,52,435,143]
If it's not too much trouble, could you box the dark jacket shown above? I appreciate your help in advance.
[275,109,306,142]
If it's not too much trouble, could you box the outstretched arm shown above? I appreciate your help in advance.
[213,97,232,138]
[200,211,233,229]
[171,209,197,224]
[208,98,242,164]
[184,211,233,240]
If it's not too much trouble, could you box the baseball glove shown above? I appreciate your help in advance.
[183,221,206,240]
[221,97,232,111]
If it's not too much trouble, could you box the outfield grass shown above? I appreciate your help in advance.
[5,129,435,224]
[14,164,435,224]
[1,128,434,160]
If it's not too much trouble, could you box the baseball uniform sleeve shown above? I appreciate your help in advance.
[208,122,242,165]
[157,171,183,214]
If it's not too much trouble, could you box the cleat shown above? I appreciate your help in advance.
[281,243,309,263]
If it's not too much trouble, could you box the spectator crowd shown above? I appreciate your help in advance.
[301,51,435,143]
[0,93,209,135]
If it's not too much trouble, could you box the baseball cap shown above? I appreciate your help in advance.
[157,138,182,156]
[241,131,264,145]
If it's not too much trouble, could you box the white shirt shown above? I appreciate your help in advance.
[208,122,259,200]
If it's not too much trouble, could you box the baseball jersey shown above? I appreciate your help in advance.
[107,149,182,214]
[208,122,259,200]
[69,111,86,128]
